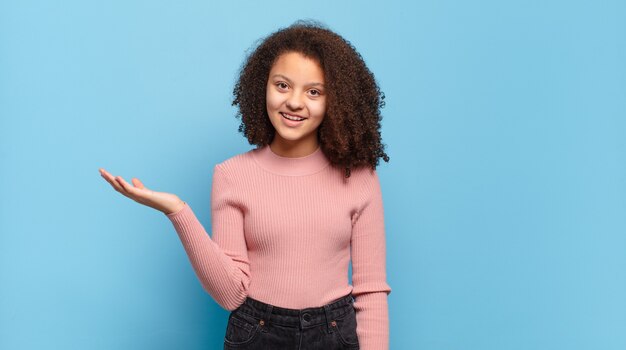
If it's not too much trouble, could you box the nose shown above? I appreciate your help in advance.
[286,92,304,110]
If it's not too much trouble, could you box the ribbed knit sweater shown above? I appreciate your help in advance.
[165,144,392,349]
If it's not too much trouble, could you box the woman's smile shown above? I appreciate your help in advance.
[280,112,307,127]
[281,112,306,121]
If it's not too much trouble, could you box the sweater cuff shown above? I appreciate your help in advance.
[165,201,188,219]
[354,291,390,350]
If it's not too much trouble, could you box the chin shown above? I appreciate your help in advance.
[276,132,305,142]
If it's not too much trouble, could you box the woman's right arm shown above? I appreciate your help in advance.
[165,164,251,310]
[99,166,250,311]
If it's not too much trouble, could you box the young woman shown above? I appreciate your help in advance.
[100,20,392,350]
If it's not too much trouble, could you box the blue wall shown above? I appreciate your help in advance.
[1,1,625,349]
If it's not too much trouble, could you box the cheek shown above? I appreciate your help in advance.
[266,90,282,111]
[311,100,327,117]
[265,89,272,107]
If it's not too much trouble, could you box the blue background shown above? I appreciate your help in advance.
[1,0,625,349]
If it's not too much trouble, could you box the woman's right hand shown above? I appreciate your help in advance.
[99,168,186,215]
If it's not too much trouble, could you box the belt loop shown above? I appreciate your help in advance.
[323,304,334,334]
[262,303,273,328]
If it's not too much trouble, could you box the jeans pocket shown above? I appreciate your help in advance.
[332,307,360,347]
[224,311,261,346]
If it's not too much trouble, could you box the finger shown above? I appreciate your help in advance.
[132,178,145,189]
[99,168,109,178]
[100,168,114,180]
[99,169,118,187]
[116,176,144,198]
[101,170,128,195]
[115,176,132,193]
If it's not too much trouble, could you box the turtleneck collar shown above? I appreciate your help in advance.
[251,144,331,176]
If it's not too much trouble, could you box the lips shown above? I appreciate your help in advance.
[280,112,307,120]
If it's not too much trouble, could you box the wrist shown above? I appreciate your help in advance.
[165,200,186,216]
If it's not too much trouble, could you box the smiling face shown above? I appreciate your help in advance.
[266,51,327,157]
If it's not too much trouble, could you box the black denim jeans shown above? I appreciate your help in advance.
[223,293,360,349]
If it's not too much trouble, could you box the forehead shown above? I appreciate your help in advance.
[269,52,325,82]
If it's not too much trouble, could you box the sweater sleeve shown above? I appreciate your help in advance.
[351,169,392,350]
[164,164,250,311]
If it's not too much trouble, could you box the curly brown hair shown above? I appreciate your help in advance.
[231,19,389,178]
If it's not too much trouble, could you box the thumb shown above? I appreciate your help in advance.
[132,178,146,189]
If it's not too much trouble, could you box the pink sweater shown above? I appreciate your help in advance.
[165,144,392,349]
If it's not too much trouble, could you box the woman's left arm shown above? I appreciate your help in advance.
[351,169,393,350]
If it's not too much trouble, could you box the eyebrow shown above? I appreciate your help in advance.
[271,74,325,88]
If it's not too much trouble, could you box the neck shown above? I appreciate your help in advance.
[269,136,319,158]
[252,142,330,176]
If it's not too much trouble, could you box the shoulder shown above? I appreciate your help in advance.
[213,147,259,177]
[339,165,382,201]
[348,165,380,186]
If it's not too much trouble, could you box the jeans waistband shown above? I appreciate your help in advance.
[234,294,355,329]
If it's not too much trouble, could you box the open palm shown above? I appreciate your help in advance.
[99,168,185,215]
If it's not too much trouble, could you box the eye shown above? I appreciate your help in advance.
[276,82,288,90]
[309,89,322,96]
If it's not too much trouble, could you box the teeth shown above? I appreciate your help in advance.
[282,113,305,121]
